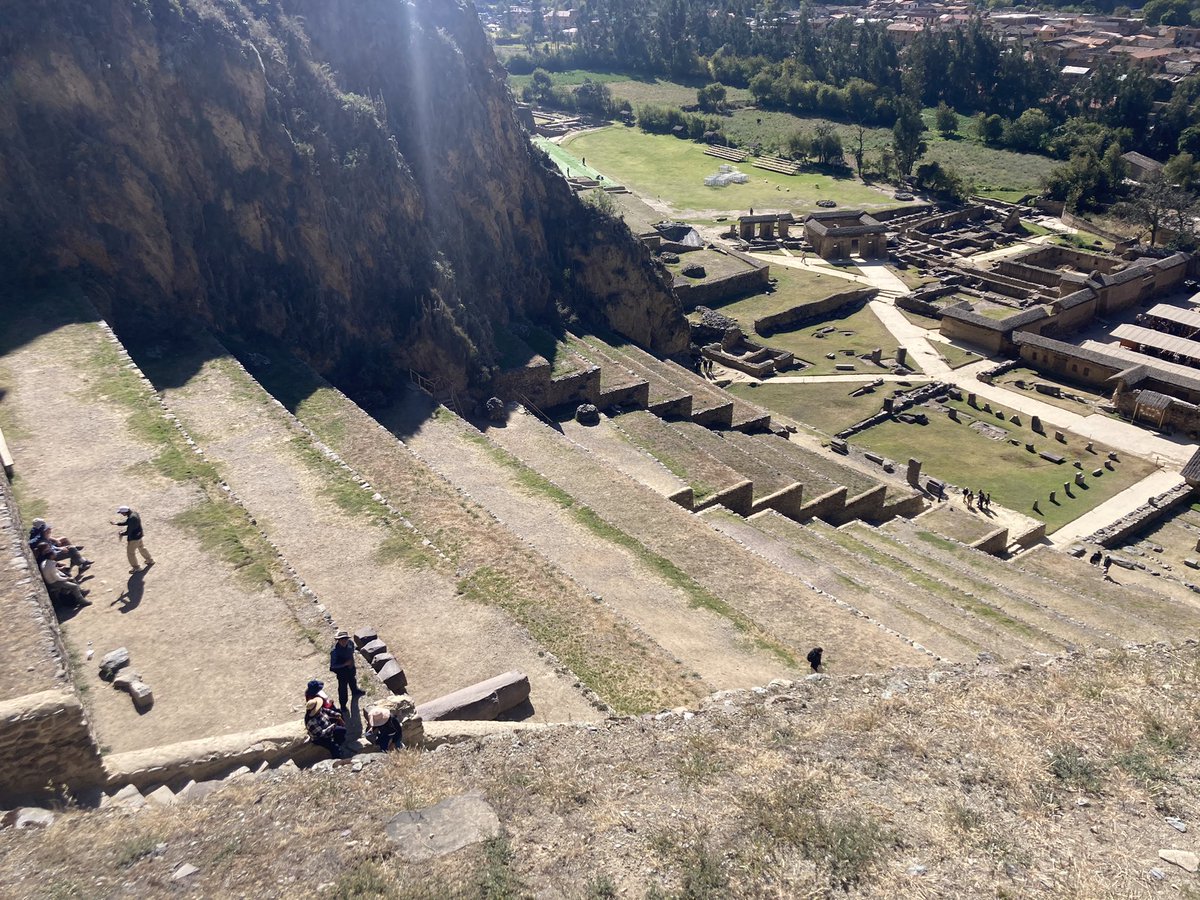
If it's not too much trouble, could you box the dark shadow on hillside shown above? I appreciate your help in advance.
[0,282,100,361]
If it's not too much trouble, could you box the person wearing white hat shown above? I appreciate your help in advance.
[329,630,365,710]
[110,506,154,573]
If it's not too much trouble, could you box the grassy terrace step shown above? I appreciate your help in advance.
[793,516,1061,658]
[881,518,1194,640]
[705,508,986,662]
[0,295,324,753]
[835,521,1108,649]
[569,334,691,417]
[582,333,732,425]
[912,504,999,545]
[593,333,773,430]
[394,398,799,690]
[759,434,883,500]
[610,410,752,512]
[1017,546,1200,630]
[670,421,799,503]
[560,415,692,504]
[222,337,700,715]
[721,430,840,499]
[480,407,933,673]
[133,332,596,722]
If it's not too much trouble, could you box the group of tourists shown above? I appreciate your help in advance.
[302,631,405,759]
[963,488,992,512]
[30,506,154,610]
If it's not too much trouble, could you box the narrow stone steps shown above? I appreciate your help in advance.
[701,508,985,662]
[834,521,1108,649]
[882,517,1196,640]
[597,334,771,431]
[778,515,1061,658]
[479,406,934,673]
[669,420,799,503]
[609,410,752,512]
[569,335,692,419]
[559,415,692,504]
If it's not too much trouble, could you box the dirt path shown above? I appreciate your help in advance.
[399,406,797,690]
[0,318,323,753]
[152,347,595,723]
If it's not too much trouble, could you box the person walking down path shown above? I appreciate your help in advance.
[112,506,154,572]
[329,631,365,709]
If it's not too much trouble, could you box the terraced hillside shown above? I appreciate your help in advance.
[2,292,1198,804]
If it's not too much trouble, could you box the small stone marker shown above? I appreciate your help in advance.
[1086,441,1094,453]
[907,458,922,487]
[983,402,992,413]
[172,863,199,881]
[1031,415,1043,434]
[1055,430,1066,443]
[1109,451,1119,461]
[948,408,959,421]
[99,648,130,680]
[1159,849,1199,873]
[896,347,908,366]
[883,397,894,413]
[360,639,388,660]
[1073,460,1082,468]
[375,659,408,694]
[1093,469,1103,477]
[968,393,977,407]
[996,410,1005,420]
[1049,491,1057,503]
[1010,415,1020,426]
[870,348,882,364]
[1032,500,1041,514]
[385,793,500,862]
[1075,472,1085,487]
[353,627,378,649]
[371,652,396,673]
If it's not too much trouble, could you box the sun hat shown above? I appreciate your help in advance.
[335,630,350,640]
[116,506,131,514]
[31,518,46,528]
[367,707,391,728]
[306,698,324,714]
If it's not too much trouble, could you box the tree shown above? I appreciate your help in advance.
[892,102,927,179]
[812,123,844,166]
[1165,152,1200,190]
[697,82,727,112]
[975,112,1003,146]
[915,161,970,202]
[851,124,867,175]
[935,102,958,138]
[1002,109,1052,153]
[786,129,814,162]
[1112,175,1184,244]
[528,68,554,106]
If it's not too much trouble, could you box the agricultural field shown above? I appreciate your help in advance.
[564,127,898,217]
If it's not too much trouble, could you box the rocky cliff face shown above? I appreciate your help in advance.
[0,0,686,394]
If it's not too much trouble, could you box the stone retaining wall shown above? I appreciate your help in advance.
[1086,482,1196,548]
[675,260,770,311]
[970,527,1010,556]
[753,288,877,336]
[0,690,105,801]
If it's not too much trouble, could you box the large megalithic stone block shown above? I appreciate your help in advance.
[415,671,530,722]
[374,659,408,695]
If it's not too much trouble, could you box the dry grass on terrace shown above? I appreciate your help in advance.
[2,646,1197,898]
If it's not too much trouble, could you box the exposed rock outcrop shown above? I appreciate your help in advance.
[0,0,686,397]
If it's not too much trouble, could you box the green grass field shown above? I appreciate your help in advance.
[564,126,898,216]
[533,136,606,180]
[705,264,842,323]
[852,399,1157,532]
[762,302,908,375]
[507,69,752,107]
[727,380,892,437]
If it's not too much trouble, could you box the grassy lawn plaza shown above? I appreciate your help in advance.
[563,127,899,217]
[727,380,893,438]
[850,396,1157,533]
[533,136,607,181]
[701,262,844,323]
[759,302,911,376]
[665,248,757,283]
[990,366,1120,419]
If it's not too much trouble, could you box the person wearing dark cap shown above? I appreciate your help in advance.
[111,506,154,573]
[329,631,365,710]
[807,646,824,673]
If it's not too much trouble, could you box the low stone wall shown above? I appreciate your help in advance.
[1086,482,1196,548]
[896,294,943,319]
[695,479,754,517]
[829,484,887,525]
[754,288,877,336]
[599,380,650,409]
[1062,211,1129,244]
[544,367,601,410]
[881,491,926,521]
[492,361,602,412]
[970,527,1010,556]
[800,486,848,522]
[753,482,805,519]
[675,261,770,311]
[0,690,106,801]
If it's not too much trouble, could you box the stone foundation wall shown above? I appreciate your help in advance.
[970,527,1010,556]
[800,486,848,522]
[754,288,877,336]
[829,485,887,525]
[0,690,106,801]
[1086,483,1196,548]
[491,362,602,412]
[675,264,770,311]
